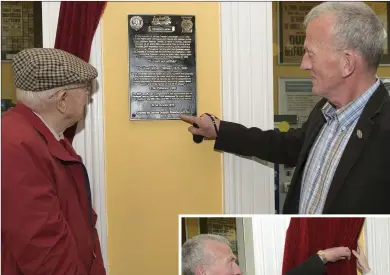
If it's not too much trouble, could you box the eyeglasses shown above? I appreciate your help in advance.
[66,84,92,94]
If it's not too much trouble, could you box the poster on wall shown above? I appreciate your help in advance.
[2,3,23,37]
[278,77,322,126]
[278,2,390,65]
[277,2,318,65]
[127,14,197,120]
[1,2,42,61]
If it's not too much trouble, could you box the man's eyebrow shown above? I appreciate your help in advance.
[304,46,316,55]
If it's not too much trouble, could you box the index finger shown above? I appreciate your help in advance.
[352,250,360,259]
[180,114,198,125]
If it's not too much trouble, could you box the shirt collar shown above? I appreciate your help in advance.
[322,79,380,127]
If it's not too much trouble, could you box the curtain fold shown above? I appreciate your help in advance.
[282,217,365,275]
[54,1,107,142]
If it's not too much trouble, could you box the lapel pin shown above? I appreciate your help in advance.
[357,129,363,139]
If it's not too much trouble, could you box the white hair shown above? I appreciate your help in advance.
[182,234,231,275]
[16,82,88,111]
[16,87,60,111]
[304,2,387,69]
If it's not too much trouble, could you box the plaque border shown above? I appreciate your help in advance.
[127,14,198,121]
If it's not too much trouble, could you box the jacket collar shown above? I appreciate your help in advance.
[322,82,389,213]
[12,103,80,162]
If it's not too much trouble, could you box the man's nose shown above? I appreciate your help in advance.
[300,54,311,70]
[234,263,242,275]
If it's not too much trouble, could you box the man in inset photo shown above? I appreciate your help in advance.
[182,234,242,275]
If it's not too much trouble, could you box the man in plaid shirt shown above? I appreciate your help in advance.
[181,2,390,214]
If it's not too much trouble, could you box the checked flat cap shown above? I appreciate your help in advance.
[12,48,98,92]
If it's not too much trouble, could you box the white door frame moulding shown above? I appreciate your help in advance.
[249,216,291,274]
[238,217,256,275]
[41,2,109,270]
[220,2,275,214]
[365,217,390,275]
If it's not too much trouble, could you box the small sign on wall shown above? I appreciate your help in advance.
[127,14,197,120]
[278,77,322,126]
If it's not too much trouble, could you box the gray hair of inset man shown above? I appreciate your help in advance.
[304,2,387,70]
[182,234,231,275]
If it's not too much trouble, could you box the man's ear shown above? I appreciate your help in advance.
[342,50,356,78]
[56,90,68,114]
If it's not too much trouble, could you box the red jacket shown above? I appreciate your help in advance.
[1,104,106,275]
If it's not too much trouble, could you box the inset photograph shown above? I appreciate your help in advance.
[180,216,389,275]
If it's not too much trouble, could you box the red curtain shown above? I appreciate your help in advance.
[54,1,107,142]
[282,217,365,275]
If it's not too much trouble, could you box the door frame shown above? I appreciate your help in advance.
[245,216,291,274]
[220,2,275,214]
[365,217,390,274]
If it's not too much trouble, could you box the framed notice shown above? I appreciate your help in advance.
[278,77,322,126]
[278,2,390,65]
[1,2,42,61]
[127,14,197,120]
[277,2,318,65]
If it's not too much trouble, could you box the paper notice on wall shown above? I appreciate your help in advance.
[279,2,319,64]
[1,2,23,37]
[278,78,322,126]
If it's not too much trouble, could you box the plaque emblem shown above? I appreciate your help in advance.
[152,15,171,26]
[181,18,193,33]
[130,16,144,31]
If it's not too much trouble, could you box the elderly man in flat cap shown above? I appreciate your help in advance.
[1,48,106,275]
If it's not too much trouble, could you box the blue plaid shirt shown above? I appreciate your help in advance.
[299,79,380,214]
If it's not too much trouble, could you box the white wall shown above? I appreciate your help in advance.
[245,216,290,274]
[220,2,275,214]
[365,217,390,275]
